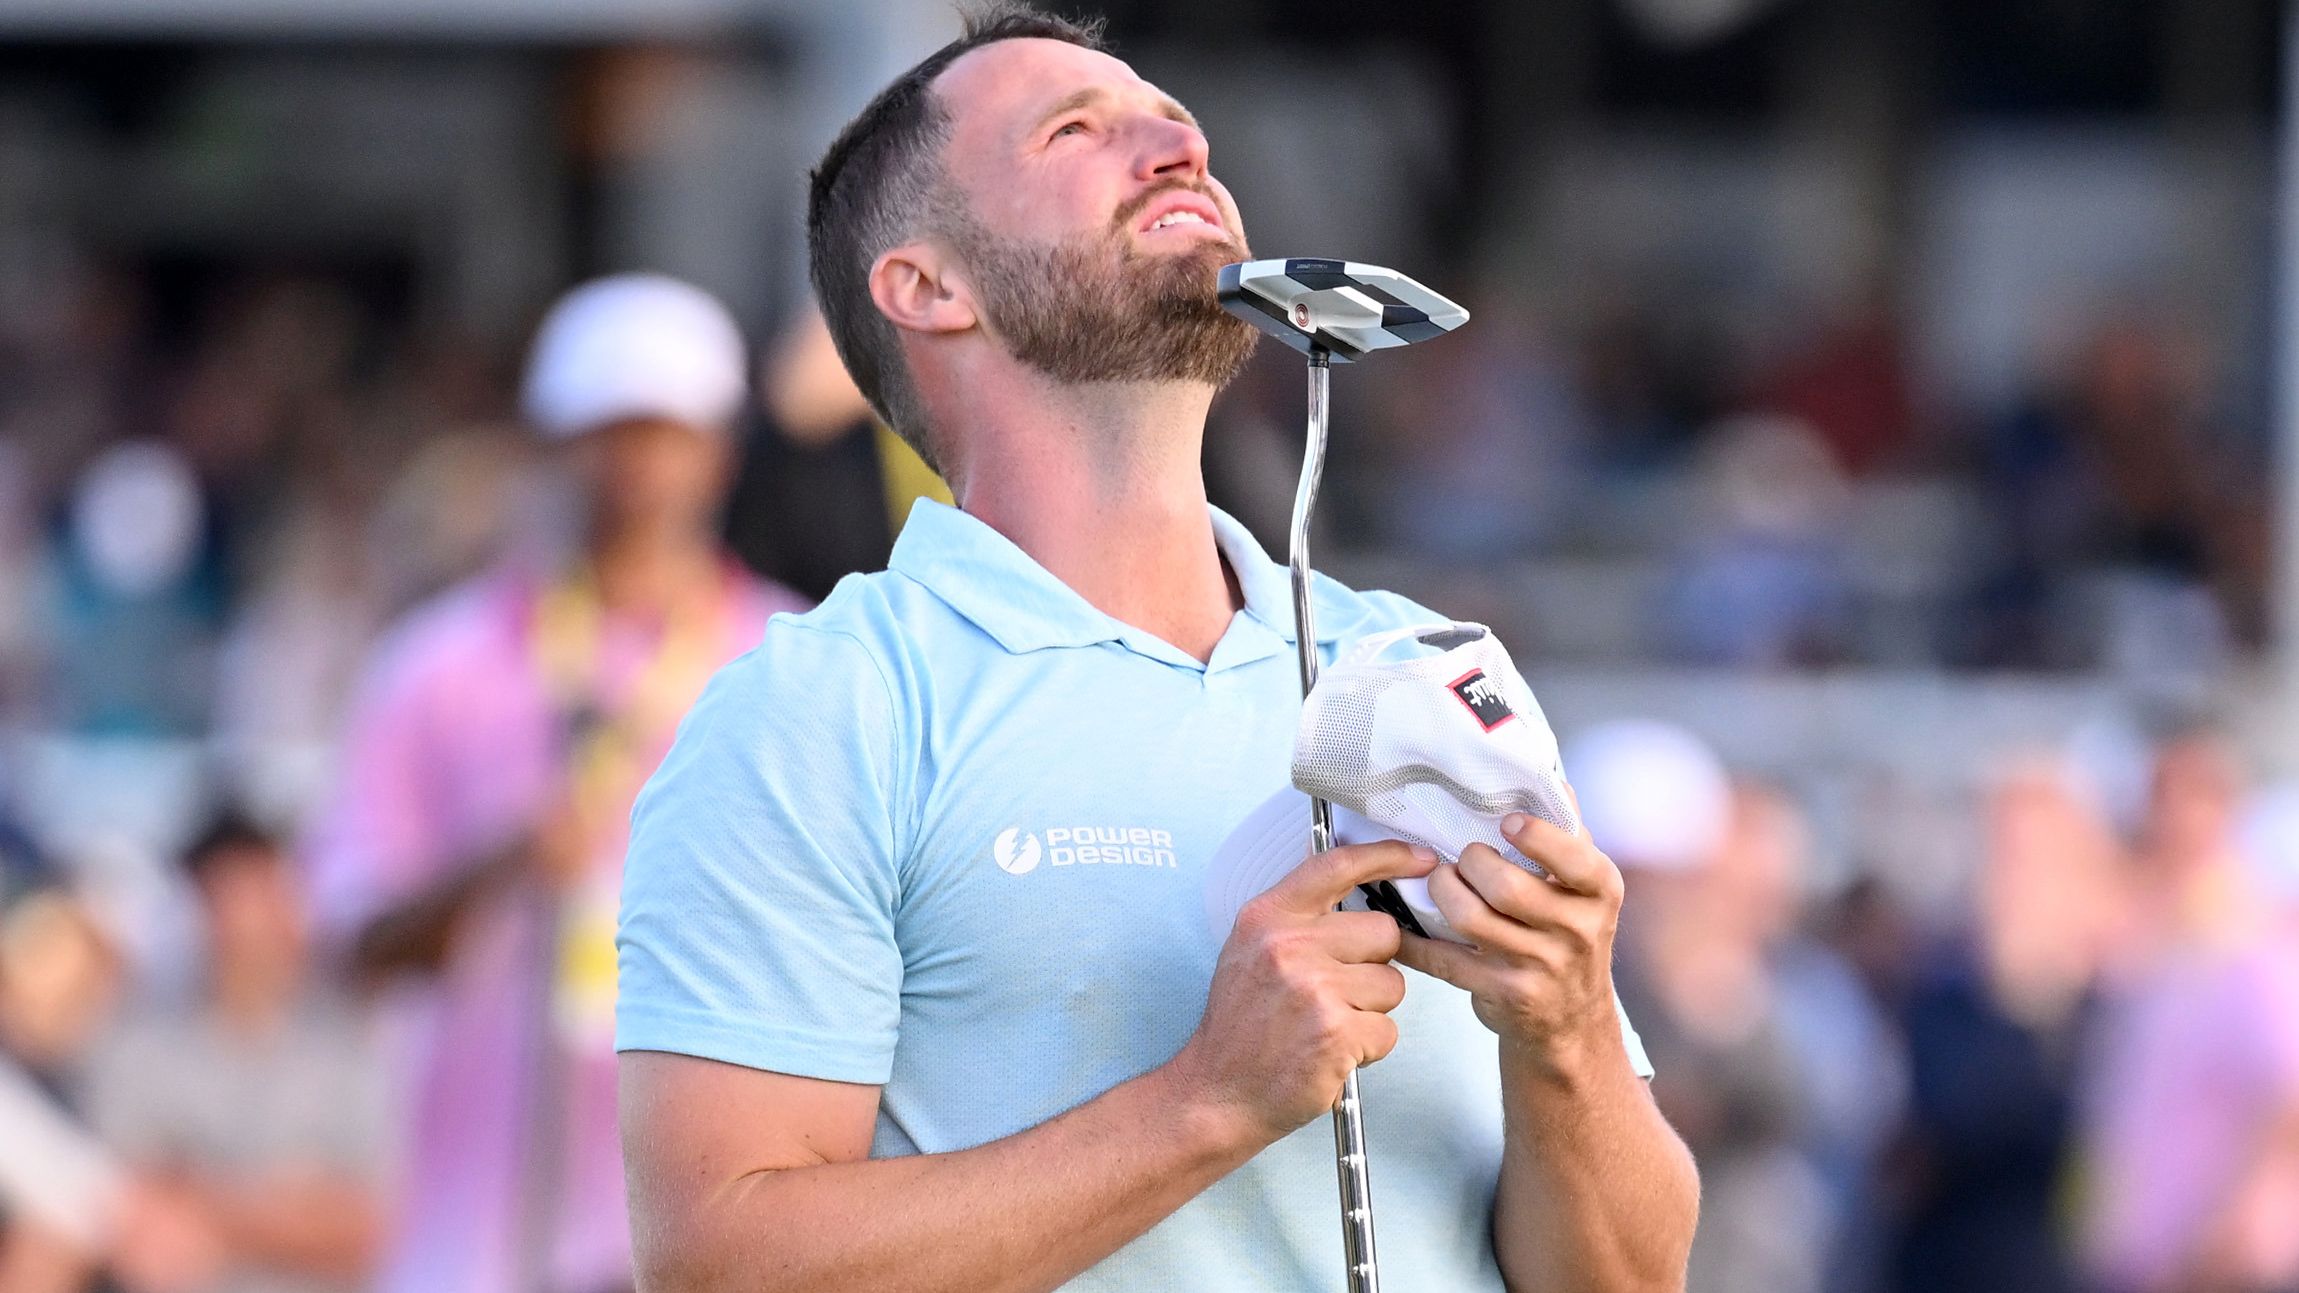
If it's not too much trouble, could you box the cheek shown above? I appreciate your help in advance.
[1209,181,1244,231]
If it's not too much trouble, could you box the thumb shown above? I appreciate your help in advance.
[1394,932,1485,990]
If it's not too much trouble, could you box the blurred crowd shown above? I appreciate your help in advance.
[2,0,2291,1287]
[1203,285,2270,678]
[1584,717,2299,1293]
[0,244,2292,1292]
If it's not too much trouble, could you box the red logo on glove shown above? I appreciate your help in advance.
[1447,669,1516,732]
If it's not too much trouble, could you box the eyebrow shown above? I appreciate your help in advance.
[1031,85,1201,136]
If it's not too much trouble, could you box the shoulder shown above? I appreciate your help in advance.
[1309,573,1447,640]
[354,571,530,704]
[716,571,908,702]
[675,570,936,773]
[722,564,973,707]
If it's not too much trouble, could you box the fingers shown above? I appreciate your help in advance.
[1334,961,1408,1013]
[1318,909,1406,965]
[1259,839,1437,918]
[1497,812,1622,901]
[1393,931,1485,990]
[1351,1012,1401,1066]
[1426,859,1525,950]
[1453,844,1555,923]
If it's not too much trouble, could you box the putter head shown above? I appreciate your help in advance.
[1218,258,1469,362]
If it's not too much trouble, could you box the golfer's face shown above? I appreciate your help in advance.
[933,37,1246,263]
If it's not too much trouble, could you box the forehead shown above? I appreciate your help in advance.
[933,37,1170,142]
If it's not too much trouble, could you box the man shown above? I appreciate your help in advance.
[306,274,808,1293]
[2083,733,2299,1293]
[86,813,391,1293]
[617,10,1700,1291]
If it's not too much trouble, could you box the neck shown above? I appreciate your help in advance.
[584,519,719,617]
[944,369,1239,661]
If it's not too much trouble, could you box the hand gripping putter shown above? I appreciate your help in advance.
[1217,258,1469,1293]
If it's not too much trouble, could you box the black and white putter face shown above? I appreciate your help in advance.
[1216,258,1470,361]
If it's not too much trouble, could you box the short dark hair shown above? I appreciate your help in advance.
[806,3,1109,475]
[181,811,278,884]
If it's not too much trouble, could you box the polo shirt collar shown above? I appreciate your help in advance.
[888,498,1339,659]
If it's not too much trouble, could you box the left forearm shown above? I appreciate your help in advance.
[1492,1032,1698,1293]
[1387,815,1701,1293]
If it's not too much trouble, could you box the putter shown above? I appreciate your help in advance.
[1218,258,1470,1293]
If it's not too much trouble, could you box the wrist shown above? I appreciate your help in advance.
[1499,1014,1627,1096]
[1151,1045,1278,1165]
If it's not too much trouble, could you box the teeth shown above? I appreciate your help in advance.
[1150,210,1208,230]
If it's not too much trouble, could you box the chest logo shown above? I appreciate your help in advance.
[1447,668,1516,732]
[991,825,1179,873]
[993,828,1043,875]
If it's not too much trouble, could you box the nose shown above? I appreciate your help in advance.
[1137,112,1209,182]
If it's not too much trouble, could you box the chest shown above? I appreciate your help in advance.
[894,650,1299,1030]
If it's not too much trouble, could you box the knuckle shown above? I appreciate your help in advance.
[1375,965,1408,1011]
[1270,939,1315,983]
[1357,912,1403,959]
[1557,920,1599,958]
[1363,1016,1400,1064]
[1594,854,1626,902]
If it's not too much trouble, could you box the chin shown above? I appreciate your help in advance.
[1138,241,1244,304]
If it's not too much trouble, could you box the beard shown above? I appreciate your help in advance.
[952,198,1260,388]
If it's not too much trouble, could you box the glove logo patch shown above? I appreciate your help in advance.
[1447,669,1516,732]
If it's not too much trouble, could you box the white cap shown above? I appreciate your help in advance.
[520,273,748,440]
[1562,720,1731,873]
[1205,622,1579,945]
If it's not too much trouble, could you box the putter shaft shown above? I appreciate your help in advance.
[1288,348,1381,1293]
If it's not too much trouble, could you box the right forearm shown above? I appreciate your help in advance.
[639,1058,1263,1293]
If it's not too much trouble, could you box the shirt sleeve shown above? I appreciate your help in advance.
[1617,992,1655,1080]
[616,622,908,1085]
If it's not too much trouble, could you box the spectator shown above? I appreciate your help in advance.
[0,843,130,1293]
[1710,784,1908,1293]
[82,812,390,1293]
[1360,304,1592,562]
[1888,756,2128,1293]
[1573,722,1834,1293]
[302,274,807,1293]
[1972,313,2250,668]
[1658,414,1853,667]
[1750,293,1921,479]
[721,307,949,601]
[215,423,535,828]
[39,440,224,737]
[2079,738,2299,1293]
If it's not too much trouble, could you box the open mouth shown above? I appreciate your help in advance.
[1133,191,1227,236]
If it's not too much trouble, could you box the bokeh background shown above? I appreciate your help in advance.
[3,1,2298,1291]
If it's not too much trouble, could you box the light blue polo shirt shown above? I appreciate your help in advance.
[618,499,1649,1290]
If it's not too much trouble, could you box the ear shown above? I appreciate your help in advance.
[869,241,977,337]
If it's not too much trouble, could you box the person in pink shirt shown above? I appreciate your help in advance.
[2082,732,2299,1293]
[303,274,808,1293]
